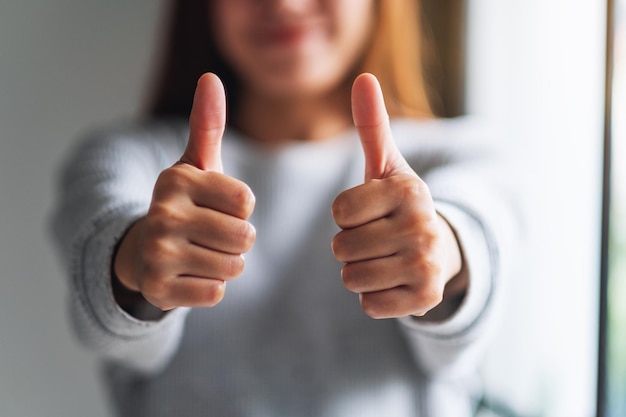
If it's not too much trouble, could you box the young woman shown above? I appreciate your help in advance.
[51,1,519,416]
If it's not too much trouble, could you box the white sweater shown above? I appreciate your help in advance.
[50,117,520,417]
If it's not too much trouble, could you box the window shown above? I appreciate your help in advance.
[604,0,626,415]
[466,1,606,415]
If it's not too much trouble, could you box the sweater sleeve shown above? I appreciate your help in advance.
[394,118,524,380]
[49,122,191,374]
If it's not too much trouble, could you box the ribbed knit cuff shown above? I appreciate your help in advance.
[75,205,190,339]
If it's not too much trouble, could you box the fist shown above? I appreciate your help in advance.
[331,73,463,319]
[115,73,256,311]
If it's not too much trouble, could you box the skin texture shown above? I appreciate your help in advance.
[113,73,465,320]
[113,0,466,320]
[332,73,463,319]
[114,74,256,311]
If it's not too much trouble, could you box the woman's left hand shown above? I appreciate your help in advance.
[331,73,466,319]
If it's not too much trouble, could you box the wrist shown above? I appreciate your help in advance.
[111,218,166,320]
[113,218,144,292]
[436,213,464,286]
[111,271,167,321]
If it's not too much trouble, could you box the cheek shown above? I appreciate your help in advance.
[326,1,375,70]
[209,1,252,59]
[329,0,376,62]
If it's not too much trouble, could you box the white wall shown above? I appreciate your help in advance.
[466,1,606,416]
[0,2,166,416]
[0,1,606,417]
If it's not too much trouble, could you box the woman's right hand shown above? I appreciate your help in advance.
[113,73,256,312]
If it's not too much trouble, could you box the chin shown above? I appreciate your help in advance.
[253,68,346,100]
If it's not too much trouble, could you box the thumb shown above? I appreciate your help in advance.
[351,73,408,181]
[180,73,226,172]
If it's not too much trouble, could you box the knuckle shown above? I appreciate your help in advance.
[414,281,444,310]
[221,254,245,280]
[331,194,348,223]
[142,237,177,267]
[407,249,441,279]
[141,277,172,309]
[231,183,255,218]
[331,234,347,262]
[204,281,226,307]
[153,170,173,193]
[420,255,441,277]
[233,221,256,252]
[360,296,385,319]
[395,175,429,202]
[146,204,181,236]
[340,265,358,292]
[156,166,192,193]
[404,209,424,229]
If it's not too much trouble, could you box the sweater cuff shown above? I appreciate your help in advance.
[397,201,493,337]
[76,205,190,339]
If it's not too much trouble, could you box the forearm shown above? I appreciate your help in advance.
[62,210,189,373]
[50,124,194,372]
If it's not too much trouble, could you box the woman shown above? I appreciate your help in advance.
[51,1,519,416]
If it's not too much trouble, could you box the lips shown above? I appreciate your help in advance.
[257,23,322,48]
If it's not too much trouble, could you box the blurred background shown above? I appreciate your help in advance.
[608,1,626,415]
[0,2,166,416]
[0,1,618,416]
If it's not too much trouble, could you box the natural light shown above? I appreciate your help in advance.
[608,1,626,416]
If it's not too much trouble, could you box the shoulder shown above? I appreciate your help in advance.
[61,118,190,171]
[75,118,189,153]
[391,116,508,157]
[390,117,511,175]
[53,119,192,190]
[391,116,502,147]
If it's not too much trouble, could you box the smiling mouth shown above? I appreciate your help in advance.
[258,24,323,48]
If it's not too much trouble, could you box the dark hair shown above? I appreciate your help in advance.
[146,1,228,119]
[146,1,441,121]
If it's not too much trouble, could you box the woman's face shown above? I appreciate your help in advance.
[210,0,376,100]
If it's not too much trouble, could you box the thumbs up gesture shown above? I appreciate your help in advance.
[114,73,256,311]
[331,74,464,319]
